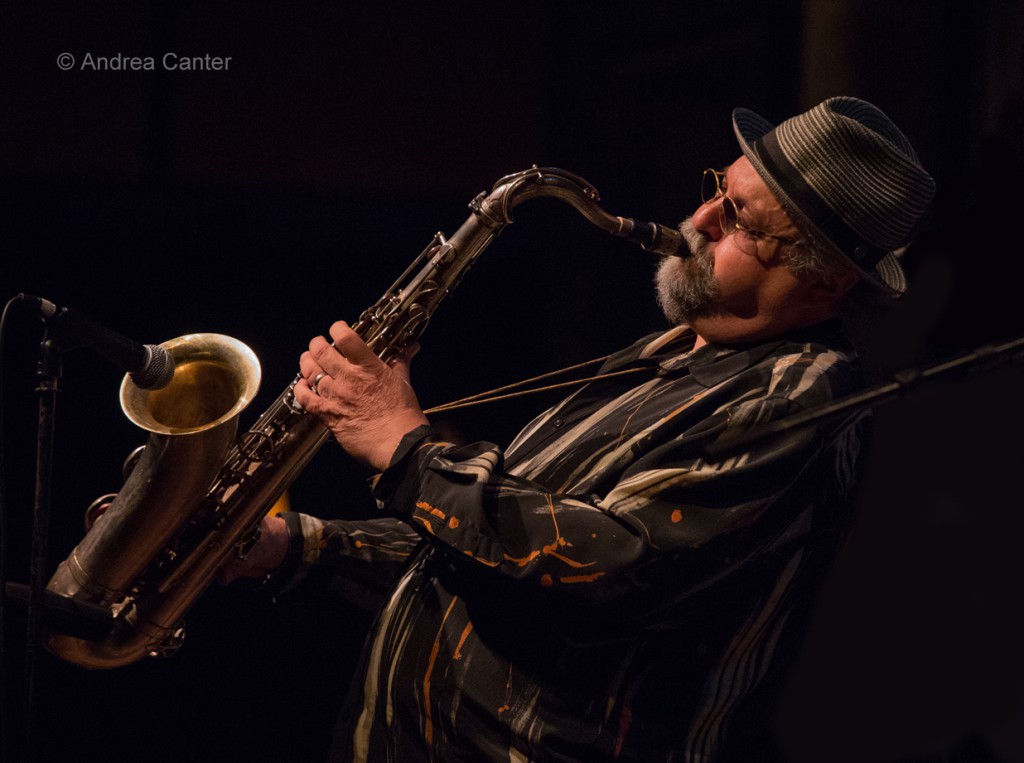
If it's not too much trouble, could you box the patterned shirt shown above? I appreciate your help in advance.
[281,320,869,762]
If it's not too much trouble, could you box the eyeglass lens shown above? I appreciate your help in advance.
[701,169,738,235]
[700,169,720,204]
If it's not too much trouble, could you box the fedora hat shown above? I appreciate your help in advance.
[733,96,935,297]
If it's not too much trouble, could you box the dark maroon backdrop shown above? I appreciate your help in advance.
[2,3,1023,761]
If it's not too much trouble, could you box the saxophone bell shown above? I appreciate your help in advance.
[45,333,261,669]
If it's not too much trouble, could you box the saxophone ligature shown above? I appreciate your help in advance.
[44,166,686,668]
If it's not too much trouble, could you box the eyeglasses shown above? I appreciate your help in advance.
[701,168,806,252]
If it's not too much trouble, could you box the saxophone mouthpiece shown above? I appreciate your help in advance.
[614,217,689,258]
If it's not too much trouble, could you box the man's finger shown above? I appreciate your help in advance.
[329,321,380,367]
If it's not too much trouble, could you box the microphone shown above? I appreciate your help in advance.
[19,293,176,390]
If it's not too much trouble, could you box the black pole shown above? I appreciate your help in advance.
[22,336,62,762]
[704,334,1024,458]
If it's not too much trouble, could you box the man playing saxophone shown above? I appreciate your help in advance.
[224,96,935,762]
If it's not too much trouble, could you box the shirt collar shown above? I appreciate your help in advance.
[602,319,850,388]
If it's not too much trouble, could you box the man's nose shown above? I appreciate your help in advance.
[691,197,724,240]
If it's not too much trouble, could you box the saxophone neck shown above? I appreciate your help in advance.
[477,166,688,258]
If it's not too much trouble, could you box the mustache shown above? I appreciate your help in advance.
[676,217,711,261]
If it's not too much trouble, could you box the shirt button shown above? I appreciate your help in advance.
[553,418,564,429]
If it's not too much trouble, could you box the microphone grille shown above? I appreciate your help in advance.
[130,345,175,390]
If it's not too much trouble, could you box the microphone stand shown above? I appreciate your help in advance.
[2,304,122,762]
[20,330,63,763]
[703,333,1024,458]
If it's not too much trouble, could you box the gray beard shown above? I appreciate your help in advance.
[655,218,719,325]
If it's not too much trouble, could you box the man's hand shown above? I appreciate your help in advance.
[218,514,289,585]
[293,321,429,472]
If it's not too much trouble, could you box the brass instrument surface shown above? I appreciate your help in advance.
[44,167,684,668]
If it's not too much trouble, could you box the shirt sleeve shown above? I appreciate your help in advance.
[266,509,424,601]
[370,391,862,606]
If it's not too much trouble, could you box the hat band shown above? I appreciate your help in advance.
[751,131,888,270]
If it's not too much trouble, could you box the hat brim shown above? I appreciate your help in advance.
[732,107,907,298]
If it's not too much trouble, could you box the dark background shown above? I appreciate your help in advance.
[2,1,1023,761]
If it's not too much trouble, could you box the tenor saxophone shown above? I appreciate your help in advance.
[45,166,685,668]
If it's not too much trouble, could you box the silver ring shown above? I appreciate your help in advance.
[310,372,325,395]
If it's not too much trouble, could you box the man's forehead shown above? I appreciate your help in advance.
[722,156,760,188]
[724,157,788,217]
